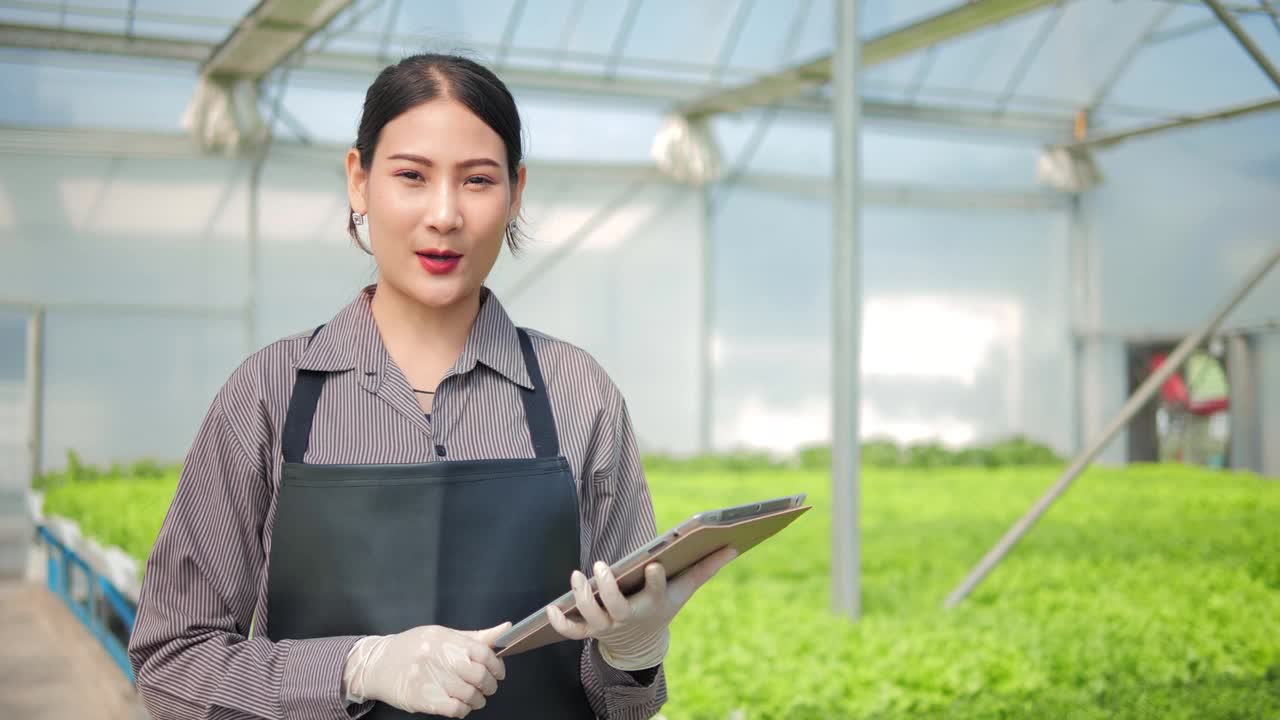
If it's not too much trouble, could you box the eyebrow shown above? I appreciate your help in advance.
[387,153,501,170]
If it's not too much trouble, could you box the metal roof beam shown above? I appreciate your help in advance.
[186,0,354,153]
[677,0,1059,120]
[0,21,208,61]
[0,22,1071,138]
[201,0,353,77]
[1156,0,1277,15]
[1203,0,1280,92]
[1060,96,1280,152]
[299,49,1070,136]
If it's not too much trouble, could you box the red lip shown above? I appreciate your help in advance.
[416,249,462,275]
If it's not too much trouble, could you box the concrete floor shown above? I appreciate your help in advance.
[0,577,149,720]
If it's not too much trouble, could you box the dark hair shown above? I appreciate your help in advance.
[348,53,526,252]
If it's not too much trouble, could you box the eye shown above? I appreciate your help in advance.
[395,170,423,182]
[465,176,496,186]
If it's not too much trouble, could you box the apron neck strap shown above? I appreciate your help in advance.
[516,328,560,459]
[282,325,327,464]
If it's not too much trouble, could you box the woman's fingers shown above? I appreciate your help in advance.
[623,563,666,617]
[570,570,612,633]
[546,603,589,640]
[456,658,499,697]
[445,677,486,712]
[594,561,633,622]
[434,697,473,719]
[462,633,506,682]
[548,551,739,645]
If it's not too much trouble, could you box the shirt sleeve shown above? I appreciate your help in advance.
[127,378,369,720]
[578,387,669,719]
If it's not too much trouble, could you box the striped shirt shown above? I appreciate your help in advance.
[127,285,666,720]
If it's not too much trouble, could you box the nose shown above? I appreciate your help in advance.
[424,182,462,235]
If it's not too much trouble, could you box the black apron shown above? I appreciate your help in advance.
[265,327,595,719]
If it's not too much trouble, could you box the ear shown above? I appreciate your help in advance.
[346,148,369,214]
[508,164,527,221]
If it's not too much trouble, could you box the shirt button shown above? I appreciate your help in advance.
[435,444,447,457]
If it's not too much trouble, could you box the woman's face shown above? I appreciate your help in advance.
[347,97,525,309]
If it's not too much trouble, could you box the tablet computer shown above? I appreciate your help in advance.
[494,493,810,657]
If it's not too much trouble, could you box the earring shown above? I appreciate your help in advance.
[352,211,365,226]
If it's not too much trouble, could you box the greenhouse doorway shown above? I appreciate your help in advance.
[1126,341,1231,468]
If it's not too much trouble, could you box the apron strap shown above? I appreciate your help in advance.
[516,328,560,459]
[282,325,326,464]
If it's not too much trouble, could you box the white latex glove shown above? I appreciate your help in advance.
[342,622,510,718]
[546,547,737,671]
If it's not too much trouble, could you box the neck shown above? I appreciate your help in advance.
[369,280,482,377]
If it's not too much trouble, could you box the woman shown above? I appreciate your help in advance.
[127,54,735,720]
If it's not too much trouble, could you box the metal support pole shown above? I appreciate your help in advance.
[1225,333,1261,473]
[25,307,44,484]
[831,0,862,620]
[1067,195,1089,456]
[945,245,1280,608]
[1204,0,1280,92]
[698,185,715,455]
[247,145,269,354]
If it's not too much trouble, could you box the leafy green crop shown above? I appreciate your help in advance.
[40,461,1280,718]
[644,435,1063,474]
[42,471,178,568]
[33,450,181,491]
[654,464,1280,719]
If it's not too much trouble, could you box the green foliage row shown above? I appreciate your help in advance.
[32,450,181,490]
[41,469,179,567]
[38,457,1280,718]
[642,435,1063,473]
[652,463,1279,719]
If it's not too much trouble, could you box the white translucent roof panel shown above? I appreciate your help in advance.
[294,0,843,86]
[2,0,1276,142]
[0,1,130,35]
[619,0,747,79]
[912,10,1050,102]
[712,110,1046,188]
[554,0,629,63]
[0,0,254,42]
[861,0,961,37]
[0,49,196,130]
[1009,0,1170,109]
[303,0,400,57]
[721,1,814,70]
[267,73,365,144]
[862,53,931,102]
[1104,10,1280,119]
[506,0,579,52]
[786,0,835,63]
[506,91,663,164]
[134,0,257,21]
[393,0,519,55]
[856,0,1280,125]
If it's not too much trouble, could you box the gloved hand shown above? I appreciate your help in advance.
[342,622,510,718]
[546,547,737,671]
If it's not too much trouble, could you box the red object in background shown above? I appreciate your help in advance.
[1150,353,1230,416]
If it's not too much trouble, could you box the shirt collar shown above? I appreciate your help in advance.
[452,286,533,390]
[294,285,533,391]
